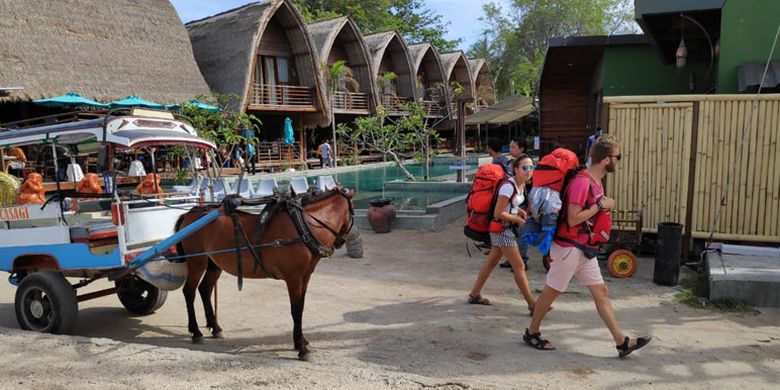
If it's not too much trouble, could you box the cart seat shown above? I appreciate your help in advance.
[88,223,118,241]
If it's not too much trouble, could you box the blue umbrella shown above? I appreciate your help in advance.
[165,100,221,112]
[283,117,295,145]
[109,95,165,109]
[33,92,108,108]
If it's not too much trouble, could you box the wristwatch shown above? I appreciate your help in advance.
[597,199,604,209]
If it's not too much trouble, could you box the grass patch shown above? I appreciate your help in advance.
[674,273,759,314]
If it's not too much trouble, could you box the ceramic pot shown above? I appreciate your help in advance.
[366,198,396,233]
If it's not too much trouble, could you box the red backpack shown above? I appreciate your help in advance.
[464,164,507,243]
[555,171,612,257]
[533,148,579,192]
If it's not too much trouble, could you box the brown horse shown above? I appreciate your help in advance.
[174,188,355,360]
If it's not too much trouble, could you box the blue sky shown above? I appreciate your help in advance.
[169,0,510,52]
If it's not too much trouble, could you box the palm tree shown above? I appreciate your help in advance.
[325,60,360,168]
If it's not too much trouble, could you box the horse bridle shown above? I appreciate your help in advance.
[301,188,355,250]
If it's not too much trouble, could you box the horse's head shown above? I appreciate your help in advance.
[331,187,356,249]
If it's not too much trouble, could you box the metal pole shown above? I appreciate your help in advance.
[331,95,338,168]
[456,98,472,182]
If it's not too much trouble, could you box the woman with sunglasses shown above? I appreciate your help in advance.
[468,155,543,315]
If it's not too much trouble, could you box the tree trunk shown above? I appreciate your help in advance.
[387,151,415,181]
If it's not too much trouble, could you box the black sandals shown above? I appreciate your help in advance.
[467,294,491,305]
[523,329,556,351]
[616,336,652,358]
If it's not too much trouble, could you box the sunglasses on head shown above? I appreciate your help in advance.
[521,165,535,172]
[610,154,622,161]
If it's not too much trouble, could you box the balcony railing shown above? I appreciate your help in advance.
[255,141,302,162]
[422,100,446,117]
[450,102,476,116]
[381,95,412,114]
[249,84,316,110]
[333,91,369,113]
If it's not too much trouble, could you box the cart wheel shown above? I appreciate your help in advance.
[542,255,551,272]
[15,271,78,334]
[607,249,638,278]
[116,277,167,315]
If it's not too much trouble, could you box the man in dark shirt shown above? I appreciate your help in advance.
[488,139,510,176]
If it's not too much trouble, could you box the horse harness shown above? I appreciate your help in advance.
[221,189,354,290]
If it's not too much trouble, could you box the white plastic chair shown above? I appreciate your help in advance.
[288,177,309,195]
[232,177,253,198]
[317,175,337,192]
[203,178,229,202]
[66,163,84,182]
[254,178,278,197]
[172,175,200,194]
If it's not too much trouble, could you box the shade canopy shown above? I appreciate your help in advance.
[33,92,108,108]
[465,95,535,125]
[109,95,165,109]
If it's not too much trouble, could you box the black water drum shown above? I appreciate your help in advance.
[654,222,683,286]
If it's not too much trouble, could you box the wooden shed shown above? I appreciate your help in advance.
[308,16,379,116]
[407,43,449,118]
[364,31,417,115]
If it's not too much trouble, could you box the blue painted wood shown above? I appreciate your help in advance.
[0,244,121,273]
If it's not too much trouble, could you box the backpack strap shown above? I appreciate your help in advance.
[489,179,519,222]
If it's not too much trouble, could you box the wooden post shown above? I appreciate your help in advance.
[683,102,700,263]
[0,148,6,173]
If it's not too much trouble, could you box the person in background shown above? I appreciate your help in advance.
[6,146,27,178]
[246,140,257,175]
[487,139,510,177]
[319,139,332,168]
[585,127,603,167]
[501,138,532,270]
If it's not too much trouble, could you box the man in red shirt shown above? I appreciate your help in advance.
[523,135,651,357]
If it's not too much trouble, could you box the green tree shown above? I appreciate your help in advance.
[469,0,637,98]
[293,0,460,51]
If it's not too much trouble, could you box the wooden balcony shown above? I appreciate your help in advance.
[380,95,412,115]
[248,84,317,112]
[333,91,370,114]
[422,100,446,117]
[450,102,476,117]
[255,141,303,163]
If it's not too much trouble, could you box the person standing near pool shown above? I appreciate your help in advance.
[467,155,541,315]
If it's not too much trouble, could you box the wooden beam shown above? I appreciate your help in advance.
[683,102,699,262]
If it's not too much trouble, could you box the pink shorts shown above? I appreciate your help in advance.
[545,242,604,292]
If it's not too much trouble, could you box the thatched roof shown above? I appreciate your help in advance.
[407,43,446,86]
[440,51,475,99]
[364,31,417,101]
[469,58,496,105]
[186,0,329,127]
[308,17,379,112]
[0,0,211,104]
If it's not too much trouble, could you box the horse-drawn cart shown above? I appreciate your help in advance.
[0,108,219,334]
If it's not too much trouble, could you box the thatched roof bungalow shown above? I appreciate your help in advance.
[186,0,329,130]
[364,31,417,114]
[308,17,378,115]
[407,43,448,117]
[468,58,496,107]
[440,51,475,109]
[0,0,211,122]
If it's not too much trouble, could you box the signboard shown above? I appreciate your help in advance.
[0,203,61,222]
[533,136,540,150]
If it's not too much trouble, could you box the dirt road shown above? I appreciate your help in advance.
[1,219,778,389]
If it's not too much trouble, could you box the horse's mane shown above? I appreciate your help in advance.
[299,189,343,207]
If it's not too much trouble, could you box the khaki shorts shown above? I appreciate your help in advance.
[545,242,604,292]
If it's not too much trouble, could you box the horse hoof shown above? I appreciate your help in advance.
[212,331,223,339]
[298,351,312,362]
[192,336,204,344]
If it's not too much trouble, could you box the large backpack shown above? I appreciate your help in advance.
[555,170,612,258]
[533,148,579,192]
[464,164,507,244]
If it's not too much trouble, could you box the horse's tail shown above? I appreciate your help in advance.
[174,211,188,260]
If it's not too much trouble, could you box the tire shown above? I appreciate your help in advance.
[15,271,78,334]
[607,249,638,278]
[116,276,167,315]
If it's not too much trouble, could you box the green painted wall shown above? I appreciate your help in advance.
[717,0,780,93]
[601,45,708,96]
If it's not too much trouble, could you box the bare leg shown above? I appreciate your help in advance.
[587,283,626,344]
[528,285,561,335]
[499,246,536,307]
[469,247,502,297]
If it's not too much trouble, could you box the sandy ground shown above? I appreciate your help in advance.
[0,218,778,389]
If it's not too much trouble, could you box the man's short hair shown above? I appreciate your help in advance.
[591,134,619,164]
[510,138,525,149]
[488,139,503,153]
